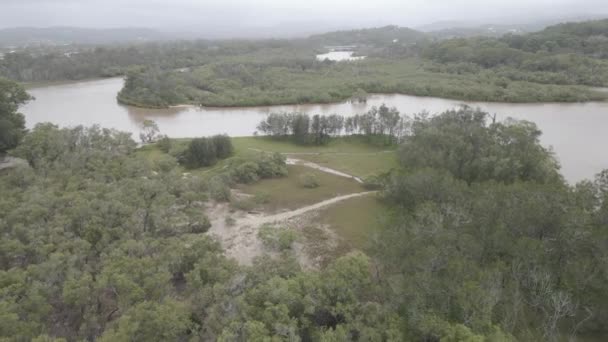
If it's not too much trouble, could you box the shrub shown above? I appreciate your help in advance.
[169,143,188,162]
[181,136,234,169]
[153,155,178,173]
[189,215,211,234]
[299,173,320,188]
[208,177,231,202]
[156,135,172,153]
[231,161,261,184]
[211,135,234,159]
[256,153,288,178]
[258,225,297,251]
[184,137,217,168]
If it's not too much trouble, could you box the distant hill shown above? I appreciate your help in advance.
[418,14,608,39]
[0,27,170,47]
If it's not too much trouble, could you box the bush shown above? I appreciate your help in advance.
[153,155,178,173]
[189,215,211,234]
[211,135,234,159]
[208,177,231,202]
[231,161,261,184]
[256,153,288,178]
[184,137,217,168]
[156,135,172,153]
[299,173,320,188]
[258,225,297,251]
[182,135,234,169]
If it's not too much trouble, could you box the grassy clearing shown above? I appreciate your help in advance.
[136,136,398,179]
[299,195,390,267]
[238,164,365,212]
[291,153,398,179]
[233,136,398,178]
[315,194,389,251]
[232,136,394,154]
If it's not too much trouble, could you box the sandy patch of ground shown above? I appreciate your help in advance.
[205,156,376,267]
[206,191,375,266]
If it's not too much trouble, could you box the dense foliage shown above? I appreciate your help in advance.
[0,78,30,154]
[424,19,608,87]
[0,39,305,83]
[116,20,608,107]
[376,107,608,340]
[0,123,406,341]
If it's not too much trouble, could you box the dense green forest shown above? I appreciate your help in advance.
[117,19,608,107]
[2,78,608,341]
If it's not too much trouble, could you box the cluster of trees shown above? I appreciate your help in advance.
[424,19,608,87]
[375,106,608,340]
[181,135,234,168]
[257,104,406,145]
[117,55,351,108]
[118,55,606,109]
[0,39,305,83]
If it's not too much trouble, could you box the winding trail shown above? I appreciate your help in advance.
[208,191,376,265]
[286,158,364,183]
[241,191,376,227]
[248,147,378,183]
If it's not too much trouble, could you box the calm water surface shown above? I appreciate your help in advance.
[315,51,366,61]
[22,77,608,183]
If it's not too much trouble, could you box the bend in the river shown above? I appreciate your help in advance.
[21,77,608,183]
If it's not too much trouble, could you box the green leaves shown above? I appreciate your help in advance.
[0,78,30,154]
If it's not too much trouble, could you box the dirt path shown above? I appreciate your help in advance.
[286,158,364,183]
[248,148,394,156]
[243,191,375,226]
[207,191,376,265]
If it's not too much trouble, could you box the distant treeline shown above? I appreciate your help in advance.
[257,104,406,145]
[116,20,608,108]
[3,20,608,106]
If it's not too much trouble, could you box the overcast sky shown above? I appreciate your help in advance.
[1,0,608,33]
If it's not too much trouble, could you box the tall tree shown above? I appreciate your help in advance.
[0,77,31,155]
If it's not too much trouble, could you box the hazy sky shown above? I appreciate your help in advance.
[1,0,608,32]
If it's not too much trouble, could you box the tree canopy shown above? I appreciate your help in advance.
[0,77,30,154]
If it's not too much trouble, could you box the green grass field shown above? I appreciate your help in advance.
[136,136,399,179]
[233,136,398,178]
[290,153,398,179]
[316,194,389,251]
[238,164,365,212]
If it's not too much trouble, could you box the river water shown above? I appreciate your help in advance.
[21,77,608,183]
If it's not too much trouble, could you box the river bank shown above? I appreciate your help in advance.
[20,77,608,183]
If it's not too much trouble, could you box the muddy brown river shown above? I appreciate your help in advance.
[21,77,608,183]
